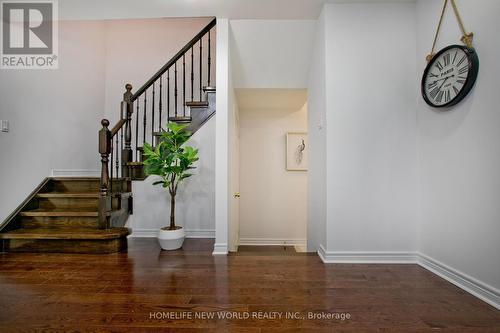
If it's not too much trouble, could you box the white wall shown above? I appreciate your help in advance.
[128,117,215,237]
[416,0,500,293]
[214,18,230,254]
[230,20,316,89]
[307,11,327,252]
[315,3,419,254]
[0,21,106,223]
[237,89,308,246]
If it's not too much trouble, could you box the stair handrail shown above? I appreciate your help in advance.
[131,18,216,102]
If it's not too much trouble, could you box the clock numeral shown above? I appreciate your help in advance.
[435,61,444,72]
[443,53,451,66]
[458,66,469,75]
[452,51,458,64]
[429,87,440,100]
[427,81,438,90]
[436,90,444,103]
[457,77,466,85]
[429,73,439,78]
[445,90,451,103]
[457,55,467,67]
[453,85,460,95]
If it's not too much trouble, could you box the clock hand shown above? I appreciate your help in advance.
[438,76,451,91]
[430,75,455,84]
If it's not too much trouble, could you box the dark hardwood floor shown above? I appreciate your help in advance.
[0,238,499,332]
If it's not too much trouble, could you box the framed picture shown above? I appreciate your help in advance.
[286,132,308,171]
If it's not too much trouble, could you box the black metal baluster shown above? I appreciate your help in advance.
[159,76,163,131]
[135,100,139,160]
[208,29,211,87]
[183,54,186,117]
[143,91,147,145]
[191,46,194,101]
[151,83,155,144]
[174,62,178,117]
[199,37,203,100]
[167,70,170,123]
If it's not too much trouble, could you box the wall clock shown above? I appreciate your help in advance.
[421,45,479,108]
[422,0,478,108]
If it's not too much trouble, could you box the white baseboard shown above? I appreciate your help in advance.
[185,229,215,238]
[238,237,307,247]
[318,245,417,264]
[51,169,100,177]
[317,246,499,310]
[129,228,215,239]
[417,253,500,310]
[212,243,228,255]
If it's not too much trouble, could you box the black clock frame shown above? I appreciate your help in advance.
[421,44,479,108]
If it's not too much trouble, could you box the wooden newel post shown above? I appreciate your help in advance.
[98,119,111,229]
[121,83,133,178]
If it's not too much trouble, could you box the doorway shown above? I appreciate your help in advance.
[230,89,308,252]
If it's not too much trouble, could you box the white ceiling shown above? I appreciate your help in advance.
[231,20,316,89]
[59,0,415,21]
[235,89,307,110]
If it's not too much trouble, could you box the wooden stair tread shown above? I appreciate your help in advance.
[50,177,128,181]
[186,101,208,108]
[0,227,130,240]
[36,193,98,198]
[50,177,99,181]
[20,209,98,217]
[169,116,192,123]
[203,86,216,92]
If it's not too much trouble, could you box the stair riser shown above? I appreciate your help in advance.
[49,179,129,193]
[50,180,100,193]
[37,198,98,210]
[1,238,127,254]
[20,216,98,229]
[129,165,146,180]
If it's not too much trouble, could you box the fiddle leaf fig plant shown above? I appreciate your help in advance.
[143,122,199,230]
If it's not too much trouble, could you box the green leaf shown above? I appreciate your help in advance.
[142,121,199,192]
[167,122,188,134]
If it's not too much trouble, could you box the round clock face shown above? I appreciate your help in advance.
[421,45,479,108]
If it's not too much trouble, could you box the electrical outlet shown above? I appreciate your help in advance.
[1,120,9,133]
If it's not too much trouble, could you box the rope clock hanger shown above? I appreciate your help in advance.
[421,0,479,109]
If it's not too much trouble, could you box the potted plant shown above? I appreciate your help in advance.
[143,122,199,250]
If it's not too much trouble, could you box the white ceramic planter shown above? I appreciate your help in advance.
[158,227,185,250]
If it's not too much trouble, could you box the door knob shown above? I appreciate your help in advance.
[234,192,240,198]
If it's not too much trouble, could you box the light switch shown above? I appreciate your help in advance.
[1,120,9,132]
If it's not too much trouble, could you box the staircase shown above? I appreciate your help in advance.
[0,178,131,253]
[0,18,217,253]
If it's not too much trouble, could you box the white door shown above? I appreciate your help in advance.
[228,101,240,252]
